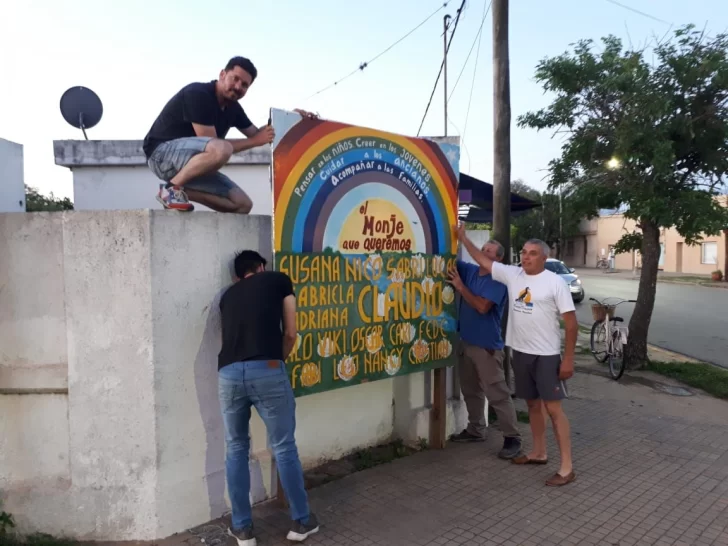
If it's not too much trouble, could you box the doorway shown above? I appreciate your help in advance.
[676,242,684,273]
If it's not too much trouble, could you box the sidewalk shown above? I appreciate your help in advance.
[576,267,728,289]
[154,351,728,546]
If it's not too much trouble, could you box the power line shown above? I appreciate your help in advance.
[416,0,468,136]
[448,0,492,103]
[604,0,672,26]
[461,0,490,150]
[304,1,452,101]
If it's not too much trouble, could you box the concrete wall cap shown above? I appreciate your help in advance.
[53,140,271,168]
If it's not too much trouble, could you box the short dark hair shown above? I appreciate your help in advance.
[225,56,258,81]
[234,250,266,278]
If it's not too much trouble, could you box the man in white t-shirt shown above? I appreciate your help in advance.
[457,225,578,486]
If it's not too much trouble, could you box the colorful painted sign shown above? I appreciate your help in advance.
[271,108,460,397]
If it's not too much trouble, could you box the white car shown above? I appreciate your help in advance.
[545,258,585,303]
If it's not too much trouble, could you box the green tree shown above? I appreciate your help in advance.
[25,185,74,212]
[510,180,581,257]
[518,26,728,367]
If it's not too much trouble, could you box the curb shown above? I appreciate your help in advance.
[575,322,701,364]
[577,272,728,289]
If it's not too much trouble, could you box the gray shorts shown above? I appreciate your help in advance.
[512,350,567,401]
[147,137,238,198]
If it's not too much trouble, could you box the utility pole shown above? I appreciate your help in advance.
[432,11,453,451]
[492,0,513,391]
[492,0,511,257]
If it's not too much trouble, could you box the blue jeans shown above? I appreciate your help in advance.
[218,360,310,529]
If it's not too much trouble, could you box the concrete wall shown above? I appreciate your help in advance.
[0,138,25,212]
[0,210,465,541]
[53,140,272,215]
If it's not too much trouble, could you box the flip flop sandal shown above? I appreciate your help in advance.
[546,472,576,486]
[511,455,549,465]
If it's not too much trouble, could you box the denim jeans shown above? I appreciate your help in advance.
[218,360,310,530]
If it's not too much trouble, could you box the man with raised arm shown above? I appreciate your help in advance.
[218,250,319,544]
[455,224,578,486]
[143,56,315,213]
[447,239,522,460]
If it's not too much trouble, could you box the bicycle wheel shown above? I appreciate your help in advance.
[608,330,626,380]
[590,321,608,363]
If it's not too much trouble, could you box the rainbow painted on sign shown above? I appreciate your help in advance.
[272,110,459,255]
[271,108,460,397]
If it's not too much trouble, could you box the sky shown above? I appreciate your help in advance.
[1,0,726,201]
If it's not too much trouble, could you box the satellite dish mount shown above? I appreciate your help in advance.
[60,86,103,140]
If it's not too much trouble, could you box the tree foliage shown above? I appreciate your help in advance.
[517,25,728,367]
[510,180,581,255]
[25,185,74,212]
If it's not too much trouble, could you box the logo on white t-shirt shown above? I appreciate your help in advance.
[513,286,534,314]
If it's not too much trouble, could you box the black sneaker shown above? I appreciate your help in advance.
[450,429,486,443]
[228,525,256,546]
[498,437,522,460]
[286,513,319,542]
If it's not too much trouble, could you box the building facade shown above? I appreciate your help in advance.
[0,138,25,213]
[53,140,273,214]
[563,197,728,276]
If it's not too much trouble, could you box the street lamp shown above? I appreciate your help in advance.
[607,157,621,170]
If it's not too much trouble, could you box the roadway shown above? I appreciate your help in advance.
[573,273,728,368]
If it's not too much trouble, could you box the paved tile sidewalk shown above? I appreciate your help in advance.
[184,359,728,546]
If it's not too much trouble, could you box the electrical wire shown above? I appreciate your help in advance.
[448,0,492,103]
[461,0,490,150]
[604,0,672,26]
[304,1,452,101]
[416,0,468,136]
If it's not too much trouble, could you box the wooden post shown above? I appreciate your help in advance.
[492,0,512,388]
[431,367,448,449]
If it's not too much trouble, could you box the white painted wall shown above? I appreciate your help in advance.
[0,212,68,391]
[0,210,465,541]
[53,140,273,215]
[459,230,491,264]
[0,138,25,212]
[71,164,272,214]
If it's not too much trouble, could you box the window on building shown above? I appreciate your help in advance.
[566,240,574,256]
[701,242,718,265]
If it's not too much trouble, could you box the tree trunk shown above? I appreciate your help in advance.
[625,220,660,368]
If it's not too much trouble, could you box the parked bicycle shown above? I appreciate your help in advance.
[589,297,636,380]
[596,257,609,269]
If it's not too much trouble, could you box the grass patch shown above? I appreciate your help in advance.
[2,535,79,546]
[646,361,728,399]
[351,439,415,471]
[2,507,78,546]
[660,275,709,284]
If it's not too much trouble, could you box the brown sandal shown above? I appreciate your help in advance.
[512,455,548,465]
[545,472,576,486]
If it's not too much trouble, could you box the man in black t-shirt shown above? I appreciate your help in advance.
[143,56,315,214]
[217,250,319,545]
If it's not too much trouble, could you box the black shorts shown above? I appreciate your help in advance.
[512,350,567,401]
